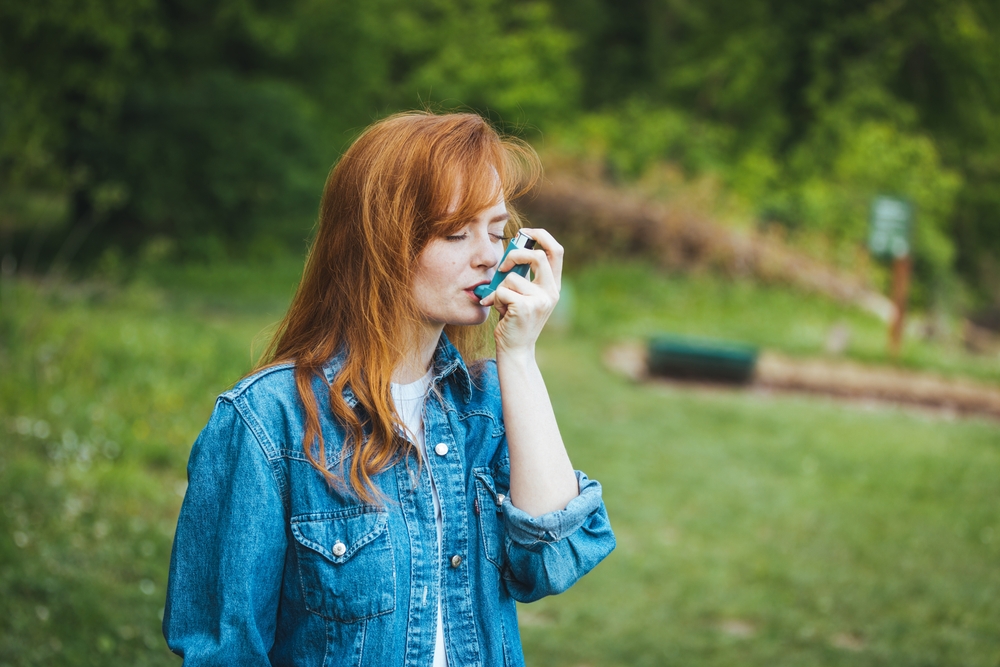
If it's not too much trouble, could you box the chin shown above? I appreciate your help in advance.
[456,313,490,327]
[447,306,490,327]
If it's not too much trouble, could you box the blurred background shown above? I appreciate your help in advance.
[1,0,999,665]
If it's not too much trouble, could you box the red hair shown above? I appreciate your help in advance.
[260,111,541,502]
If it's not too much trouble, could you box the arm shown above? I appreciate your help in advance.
[481,228,578,517]
[481,229,615,599]
[163,399,286,666]
[498,465,615,602]
[496,347,579,516]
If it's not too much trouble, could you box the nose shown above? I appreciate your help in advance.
[472,231,500,269]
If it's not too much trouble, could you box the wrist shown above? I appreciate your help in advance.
[494,342,536,367]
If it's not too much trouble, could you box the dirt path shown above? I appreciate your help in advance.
[604,342,1000,421]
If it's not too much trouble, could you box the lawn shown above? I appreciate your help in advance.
[1,257,998,666]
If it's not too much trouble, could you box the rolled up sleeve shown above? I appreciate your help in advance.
[501,471,615,602]
[163,398,286,666]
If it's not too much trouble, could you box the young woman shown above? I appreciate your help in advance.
[163,111,615,666]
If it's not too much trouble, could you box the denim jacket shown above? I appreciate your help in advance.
[163,334,615,666]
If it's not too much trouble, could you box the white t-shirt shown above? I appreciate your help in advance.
[391,369,448,667]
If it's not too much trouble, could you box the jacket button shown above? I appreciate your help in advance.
[332,541,346,557]
[434,443,449,456]
[450,555,462,568]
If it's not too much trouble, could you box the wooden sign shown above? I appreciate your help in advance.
[868,196,915,357]
[868,196,913,259]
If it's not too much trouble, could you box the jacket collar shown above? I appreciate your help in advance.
[429,332,473,403]
[319,332,473,406]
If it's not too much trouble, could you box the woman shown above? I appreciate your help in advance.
[163,111,615,666]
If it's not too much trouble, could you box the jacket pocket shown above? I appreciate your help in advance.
[290,507,396,622]
[473,468,506,570]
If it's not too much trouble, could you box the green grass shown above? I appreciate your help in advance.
[526,339,1000,666]
[1,258,998,666]
[0,278,271,666]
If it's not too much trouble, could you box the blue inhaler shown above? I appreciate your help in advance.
[474,231,537,300]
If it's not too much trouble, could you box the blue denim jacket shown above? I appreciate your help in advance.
[163,335,615,666]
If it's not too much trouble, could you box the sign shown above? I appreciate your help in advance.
[867,195,916,357]
[868,196,914,259]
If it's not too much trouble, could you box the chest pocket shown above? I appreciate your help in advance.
[473,468,506,570]
[290,507,396,623]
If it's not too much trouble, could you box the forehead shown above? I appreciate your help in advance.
[478,197,509,224]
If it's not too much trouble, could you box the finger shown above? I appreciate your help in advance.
[498,247,553,281]
[515,228,563,288]
[492,283,523,313]
[497,247,536,273]
[498,270,545,297]
[518,228,564,259]
[499,249,556,296]
[479,275,538,306]
[491,284,519,320]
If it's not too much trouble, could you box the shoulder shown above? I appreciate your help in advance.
[222,362,299,403]
[213,363,319,458]
[218,362,323,420]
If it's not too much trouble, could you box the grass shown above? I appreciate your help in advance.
[525,339,1000,666]
[1,256,998,666]
[0,277,271,666]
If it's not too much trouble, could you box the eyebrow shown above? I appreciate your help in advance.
[489,213,510,224]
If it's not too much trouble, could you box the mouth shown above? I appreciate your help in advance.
[465,280,491,300]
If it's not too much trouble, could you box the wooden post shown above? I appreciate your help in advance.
[888,254,912,358]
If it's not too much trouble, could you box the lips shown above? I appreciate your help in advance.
[467,280,491,292]
[465,280,491,302]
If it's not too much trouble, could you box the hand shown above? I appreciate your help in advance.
[478,228,563,355]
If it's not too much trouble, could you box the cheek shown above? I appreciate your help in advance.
[427,262,451,284]
[413,241,466,294]
[414,261,457,295]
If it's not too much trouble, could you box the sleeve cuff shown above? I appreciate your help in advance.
[502,471,604,546]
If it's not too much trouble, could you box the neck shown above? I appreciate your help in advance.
[393,321,443,384]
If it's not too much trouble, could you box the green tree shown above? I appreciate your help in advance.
[0,0,326,265]
[0,0,581,267]
[547,0,1000,300]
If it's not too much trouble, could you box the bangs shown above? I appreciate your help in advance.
[427,127,540,238]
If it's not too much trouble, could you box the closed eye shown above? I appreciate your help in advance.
[445,233,509,242]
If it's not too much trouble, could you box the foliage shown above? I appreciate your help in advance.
[0,0,328,263]
[772,88,963,304]
[1,0,999,299]
[0,0,581,266]
[545,0,1000,302]
[548,101,733,178]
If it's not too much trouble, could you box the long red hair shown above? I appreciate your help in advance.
[260,111,541,502]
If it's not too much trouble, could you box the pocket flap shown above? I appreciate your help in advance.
[474,469,500,505]
[291,508,387,564]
